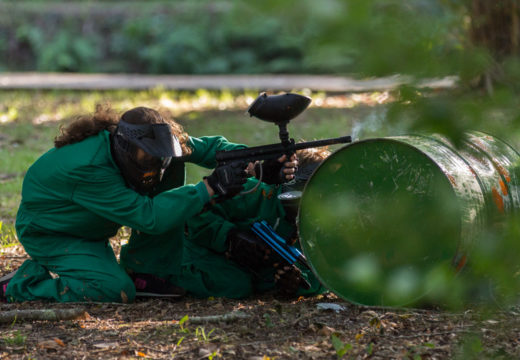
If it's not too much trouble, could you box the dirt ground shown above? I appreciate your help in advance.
[1,244,519,360]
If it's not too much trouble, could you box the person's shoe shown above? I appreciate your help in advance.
[131,273,186,298]
[0,270,17,302]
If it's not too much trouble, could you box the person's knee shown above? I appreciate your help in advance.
[92,273,136,303]
[208,269,253,299]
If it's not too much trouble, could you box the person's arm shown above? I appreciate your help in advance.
[185,204,234,252]
[185,178,278,251]
[187,136,297,183]
[186,136,246,168]
[71,165,211,235]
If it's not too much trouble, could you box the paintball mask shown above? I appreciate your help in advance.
[112,119,183,195]
[279,162,321,223]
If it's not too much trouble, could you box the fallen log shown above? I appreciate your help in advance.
[0,308,87,323]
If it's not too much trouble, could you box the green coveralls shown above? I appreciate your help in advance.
[178,179,325,298]
[123,176,324,299]
[9,131,241,303]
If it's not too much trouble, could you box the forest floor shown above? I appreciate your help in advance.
[1,243,519,360]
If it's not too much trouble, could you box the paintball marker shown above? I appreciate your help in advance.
[215,92,352,171]
[251,220,311,289]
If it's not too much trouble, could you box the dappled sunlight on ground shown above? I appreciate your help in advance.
[314,91,394,108]
[0,89,396,126]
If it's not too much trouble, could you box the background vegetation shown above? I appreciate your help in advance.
[3,0,520,141]
[0,1,312,74]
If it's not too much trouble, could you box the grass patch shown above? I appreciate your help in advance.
[0,221,17,247]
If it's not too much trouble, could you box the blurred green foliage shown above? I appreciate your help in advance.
[0,1,478,76]
[0,1,308,74]
[240,0,520,143]
[3,1,520,142]
[0,1,485,79]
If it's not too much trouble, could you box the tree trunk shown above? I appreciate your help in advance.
[470,0,519,59]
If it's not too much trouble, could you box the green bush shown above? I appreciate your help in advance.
[0,1,309,74]
[0,1,467,76]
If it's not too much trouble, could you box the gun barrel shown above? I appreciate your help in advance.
[293,136,352,151]
[216,135,352,163]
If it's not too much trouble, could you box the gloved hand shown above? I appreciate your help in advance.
[226,228,274,271]
[205,161,248,198]
[254,154,298,185]
[274,263,311,296]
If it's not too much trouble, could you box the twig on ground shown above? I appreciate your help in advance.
[356,304,438,314]
[131,340,172,355]
[0,308,87,323]
[374,327,474,339]
[291,310,319,326]
[188,310,250,324]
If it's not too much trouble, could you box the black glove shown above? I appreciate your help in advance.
[226,228,274,271]
[254,158,286,184]
[274,263,311,296]
[205,161,248,198]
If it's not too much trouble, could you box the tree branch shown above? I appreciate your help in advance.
[0,308,87,323]
[187,311,250,324]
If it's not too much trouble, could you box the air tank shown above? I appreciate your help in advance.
[298,132,520,307]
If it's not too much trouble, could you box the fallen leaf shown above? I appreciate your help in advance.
[59,286,69,296]
[121,290,129,304]
[399,314,414,320]
[360,310,379,318]
[308,323,318,332]
[369,317,381,329]
[318,326,335,336]
[199,348,212,357]
[38,340,61,350]
[81,312,91,320]
[53,338,65,347]
[303,345,321,352]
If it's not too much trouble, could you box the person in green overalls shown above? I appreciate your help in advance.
[0,105,296,303]
[121,147,331,299]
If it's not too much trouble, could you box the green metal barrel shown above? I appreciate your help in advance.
[298,132,520,307]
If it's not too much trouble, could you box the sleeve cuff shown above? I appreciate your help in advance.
[194,180,211,204]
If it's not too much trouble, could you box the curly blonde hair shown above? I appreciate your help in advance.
[296,146,331,167]
[54,104,192,156]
